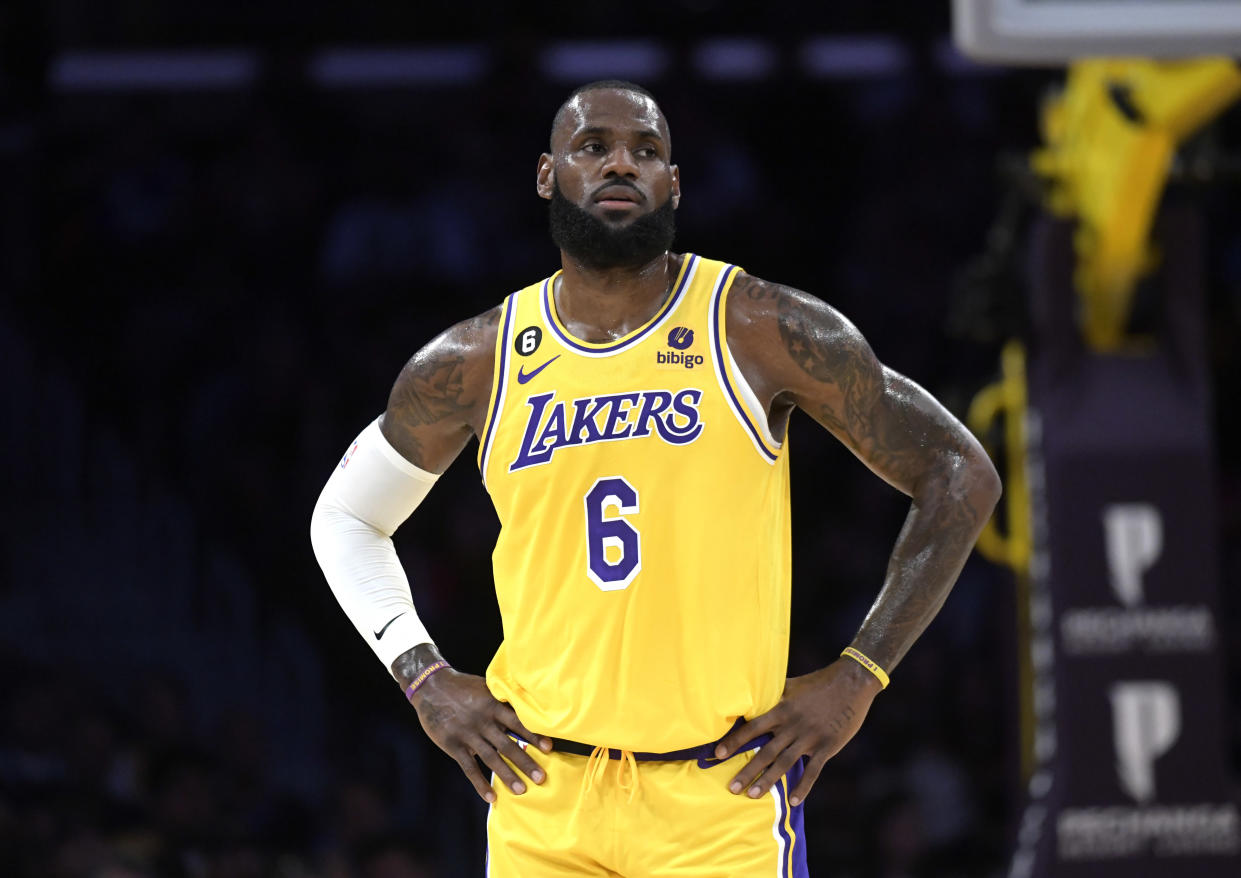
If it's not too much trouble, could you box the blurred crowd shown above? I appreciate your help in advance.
[2,9,1241,877]
[2,666,449,878]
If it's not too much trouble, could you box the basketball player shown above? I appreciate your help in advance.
[311,81,1001,876]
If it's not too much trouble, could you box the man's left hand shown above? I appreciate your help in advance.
[713,659,882,806]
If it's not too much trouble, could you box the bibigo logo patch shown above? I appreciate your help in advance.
[656,326,704,370]
[667,327,694,350]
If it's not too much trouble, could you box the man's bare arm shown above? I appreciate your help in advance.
[364,305,553,801]
[715,273,1001,805]
[379,305,500,689]
[774,285,1000,668]
[730,273,1001,669]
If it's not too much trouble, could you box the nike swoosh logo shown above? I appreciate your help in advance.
[517,355,560,385]
[374,613,405,640]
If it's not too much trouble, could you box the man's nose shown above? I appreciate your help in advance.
[602,145,639,178]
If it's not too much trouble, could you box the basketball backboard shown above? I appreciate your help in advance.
[953,0,1241,64]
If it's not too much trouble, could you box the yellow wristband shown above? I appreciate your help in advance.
[841,647,889,689]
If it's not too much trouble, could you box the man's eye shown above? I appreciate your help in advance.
[582,143,604,153]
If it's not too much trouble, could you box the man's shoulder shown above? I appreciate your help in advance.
[727,269,782,305]
[421,265,558,366]
[722,269,794,343]
[381,301,506,465]
[720,267,866,402]
[431,303,505,362]
[462,302,505,338]
[724,270,850,339]
[392,303,505,406]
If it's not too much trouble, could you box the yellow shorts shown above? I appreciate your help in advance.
[485,742,808,877]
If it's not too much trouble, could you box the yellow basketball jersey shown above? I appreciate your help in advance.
[477,254,791,752]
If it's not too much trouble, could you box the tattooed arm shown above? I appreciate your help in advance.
[378,306,501,473]
[352,307,554,802]
[714,272,1002,806]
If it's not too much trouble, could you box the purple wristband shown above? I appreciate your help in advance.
[404,660,450,703]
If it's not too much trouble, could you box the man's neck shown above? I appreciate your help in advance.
[554,251,680,343]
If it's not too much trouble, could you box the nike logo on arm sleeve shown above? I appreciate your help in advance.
[374,613,406,640]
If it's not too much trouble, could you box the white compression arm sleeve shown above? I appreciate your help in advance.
[310,418,440,674]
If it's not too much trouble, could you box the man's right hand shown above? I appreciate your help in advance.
[409,666,553,803]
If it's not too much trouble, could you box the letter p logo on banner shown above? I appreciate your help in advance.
[1109,681,1181,803]
[1103,503,1163,607]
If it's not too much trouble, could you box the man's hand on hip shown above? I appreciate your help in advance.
[409,668,553,803]
[713,660,881,806]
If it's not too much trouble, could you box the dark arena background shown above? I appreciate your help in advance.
[2,3,1240,877]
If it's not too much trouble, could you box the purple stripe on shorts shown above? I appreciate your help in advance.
[774,778,794,878]
[783,758,810,878]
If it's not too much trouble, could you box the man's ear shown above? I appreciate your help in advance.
[671,164,681,210]
[536,154,554,201]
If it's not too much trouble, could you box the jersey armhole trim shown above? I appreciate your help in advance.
[709,265,782,464]
[477,291,518,484]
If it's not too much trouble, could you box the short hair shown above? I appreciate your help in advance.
[549,80,664,151]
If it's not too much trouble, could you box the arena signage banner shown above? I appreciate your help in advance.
[1008,216,1239,877]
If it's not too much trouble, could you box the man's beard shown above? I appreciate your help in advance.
[548,181,676,270]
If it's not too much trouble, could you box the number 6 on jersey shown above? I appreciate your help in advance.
[584,477,641,591]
